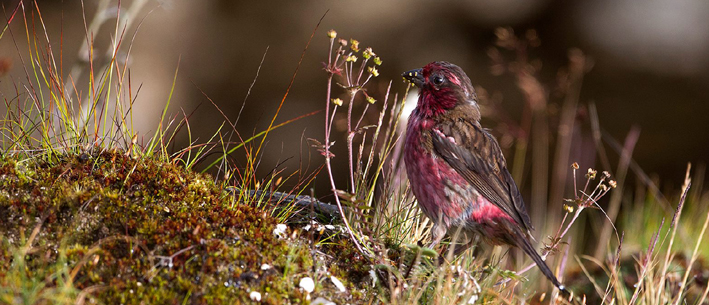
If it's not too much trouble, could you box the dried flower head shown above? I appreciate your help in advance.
[373,56,382,66]
[600,184,608,191]
[350,39,360,52]
[586,168,597,179]
[368,66,379,77]
[327,29,337,39]
[525,29,541,47]
[363,47,375,59]
[563,204,574,213]
[346,55,358,62]
[338,39,348,47]
[366,96,376,104]
[602,171,611,179]
[572,162,579,170]
[332,98,343,106]
[609,180,617,188]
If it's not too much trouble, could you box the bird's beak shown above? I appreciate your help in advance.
[402,68,424,88]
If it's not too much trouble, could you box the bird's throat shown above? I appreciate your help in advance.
[417,89,458,118]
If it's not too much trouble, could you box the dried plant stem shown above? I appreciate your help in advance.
[655,163,691,304]
[601,129,672,213]
[347,93,357,193]
[65,0,112,102]
[531,107,549,231]
[629,218,664,305]
[588,103,612,171]
[323,36,371,258]
[548,49,586,228]
[72,0,148,132]
[673,186,702,305]
[324,104,367,256]
[594,126,640,259]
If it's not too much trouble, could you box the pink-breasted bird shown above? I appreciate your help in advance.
[402,61,568,294]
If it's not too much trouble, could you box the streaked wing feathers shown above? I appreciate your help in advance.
[431,119,533,232]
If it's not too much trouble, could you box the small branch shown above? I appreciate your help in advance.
[231,188,343,217]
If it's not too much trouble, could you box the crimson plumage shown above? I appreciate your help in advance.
[403,61,567,294]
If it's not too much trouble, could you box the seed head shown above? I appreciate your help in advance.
[350,39,360,52]
[327,29,337,39]
[586,168,597,179]
[363,47,375,59]
[563,204,574,213]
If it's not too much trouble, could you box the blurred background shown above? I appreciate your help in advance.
[1,0,708,249]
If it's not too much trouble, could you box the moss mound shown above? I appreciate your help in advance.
[0,150,318,304]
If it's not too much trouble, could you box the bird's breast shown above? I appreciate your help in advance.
[404,116,484,228]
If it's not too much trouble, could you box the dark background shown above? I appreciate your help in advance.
[1,0,708,193]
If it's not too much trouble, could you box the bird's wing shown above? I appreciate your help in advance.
[431,118,533,232]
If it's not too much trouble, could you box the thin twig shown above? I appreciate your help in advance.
[230,188,343,217]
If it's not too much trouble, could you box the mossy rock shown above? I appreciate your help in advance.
[0,150,326,304]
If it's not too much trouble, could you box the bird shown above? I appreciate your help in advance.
[402,61,568,295]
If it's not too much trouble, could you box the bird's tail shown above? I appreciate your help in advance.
[510,226,573,300]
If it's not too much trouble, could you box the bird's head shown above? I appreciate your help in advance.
[403,61,478,118]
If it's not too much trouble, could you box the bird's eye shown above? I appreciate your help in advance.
[432,76,445,85]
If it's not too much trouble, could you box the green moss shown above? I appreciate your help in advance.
[0,150,357,304]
